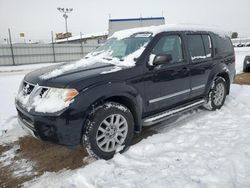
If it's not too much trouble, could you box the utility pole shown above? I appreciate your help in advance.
[8,28,15,65]
[57,7,73,41]
[51,31,56,63]
[80,32,84,57]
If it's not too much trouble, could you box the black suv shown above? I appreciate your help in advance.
[16,25,235,159]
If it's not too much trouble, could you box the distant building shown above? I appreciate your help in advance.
[108,17,165,36]
[55,32,108,45]
[54,17,165,45]
[56,32,72,40]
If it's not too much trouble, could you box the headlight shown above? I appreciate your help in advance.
[17,82,79,113]
[43,88,79,102]
[32,88,79,113]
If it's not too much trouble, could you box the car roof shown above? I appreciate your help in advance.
[111,24,229,40]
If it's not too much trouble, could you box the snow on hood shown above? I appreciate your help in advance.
[110,24,229,40]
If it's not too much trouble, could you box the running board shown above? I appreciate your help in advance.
[143,99,205,126]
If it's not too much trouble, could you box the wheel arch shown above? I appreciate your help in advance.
[104,95,140,130]
[205,64,231,96]
[82,95,142,134]
[216,72,230,95]
[78,82,144,134]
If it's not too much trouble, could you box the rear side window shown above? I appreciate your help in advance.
[187,35,206,61]
[215,35,234,56]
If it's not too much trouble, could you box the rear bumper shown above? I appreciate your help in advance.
[16,103,85,146]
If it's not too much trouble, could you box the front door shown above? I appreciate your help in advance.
[144,33,191,114]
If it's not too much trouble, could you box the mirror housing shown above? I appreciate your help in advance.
[153,54,172,66]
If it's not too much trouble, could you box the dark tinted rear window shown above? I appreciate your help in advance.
[215,35,233,56]
[187,35,206,61]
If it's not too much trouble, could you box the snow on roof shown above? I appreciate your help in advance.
[110,24,229,40]
[55,31,108,43]
[109,17,165,22]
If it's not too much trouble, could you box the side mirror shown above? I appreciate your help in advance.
[153,54,172,66]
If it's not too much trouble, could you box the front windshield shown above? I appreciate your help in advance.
[89,32,153,60]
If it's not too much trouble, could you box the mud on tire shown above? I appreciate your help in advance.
[82,102,134,160]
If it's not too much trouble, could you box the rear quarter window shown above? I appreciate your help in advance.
[215,35,234,56]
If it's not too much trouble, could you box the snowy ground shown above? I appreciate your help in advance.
[0,48,250,187]
[24,84,250,188]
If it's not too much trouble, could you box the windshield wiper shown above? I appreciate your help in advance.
[102,57,113,61]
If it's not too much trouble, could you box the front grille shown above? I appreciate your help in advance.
[23,81,35,96]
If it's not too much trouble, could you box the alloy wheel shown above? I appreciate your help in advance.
[96,114,128,152]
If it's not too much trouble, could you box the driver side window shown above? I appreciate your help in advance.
[152,35,183,64]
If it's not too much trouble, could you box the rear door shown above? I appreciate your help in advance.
[186,33,214,98]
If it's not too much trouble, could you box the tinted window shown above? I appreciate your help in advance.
[216,35,233,56]
[152,35,183,63]
[187,35,206,61]
[202,34,212,58]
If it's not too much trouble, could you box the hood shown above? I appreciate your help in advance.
[24,61,116,88]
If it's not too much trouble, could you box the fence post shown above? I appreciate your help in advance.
[51,31,56,63]
[80,32,84,57]
[8,28,15,65]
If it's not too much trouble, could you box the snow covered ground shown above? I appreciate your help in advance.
[21,84,250,188]
[0,48,250,187]
[0,73,26,141]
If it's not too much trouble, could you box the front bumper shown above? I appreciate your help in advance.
[18,116,38,138]
[16,103,85,146]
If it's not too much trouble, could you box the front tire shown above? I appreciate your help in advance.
[204,77,227,111]
[82,102,134,160]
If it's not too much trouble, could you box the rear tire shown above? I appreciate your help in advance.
[243,65,249,72]
[82,102,134,160]
[204,77,227,111]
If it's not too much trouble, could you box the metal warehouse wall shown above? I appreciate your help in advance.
[0,43,98,66]
[109,17,165,36]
